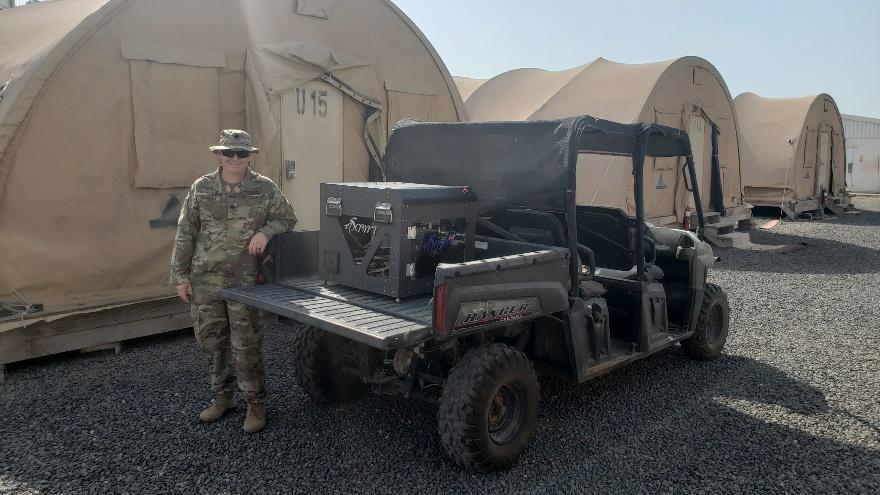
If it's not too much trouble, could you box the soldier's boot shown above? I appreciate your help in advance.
[243,400,266,433]
[198,392,237,423]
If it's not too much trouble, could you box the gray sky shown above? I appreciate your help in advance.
[393,0,880,117]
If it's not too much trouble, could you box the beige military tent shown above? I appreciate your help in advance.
[463,57,751,241]
[452,76,487,105]
[0,0,463,320]
[734,93,851,218]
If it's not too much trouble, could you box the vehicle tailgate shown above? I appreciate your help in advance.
[220,283,432,349]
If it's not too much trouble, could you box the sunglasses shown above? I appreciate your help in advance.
[220,149,251,159]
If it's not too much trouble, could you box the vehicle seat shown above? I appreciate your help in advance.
[580,279,607,298]
[594,266,637,280]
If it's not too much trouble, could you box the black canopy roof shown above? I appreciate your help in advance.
[384,116,693,214]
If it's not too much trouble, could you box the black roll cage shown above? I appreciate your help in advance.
[564,117,706,297]
[383,115,707,298]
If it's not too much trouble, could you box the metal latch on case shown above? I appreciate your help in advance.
[374,202,392,223]
[325,197,342,216]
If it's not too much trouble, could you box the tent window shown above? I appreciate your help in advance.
[385,79,436,132]
[693,67,710,86]
[130,60,220,188]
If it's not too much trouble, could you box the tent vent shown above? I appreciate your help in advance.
[692,67,707,86]
[296,0,337,19]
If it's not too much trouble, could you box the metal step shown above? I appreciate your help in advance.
[704,223,735,236]
[701,211,722,225]
[826,204,861,217]
[704,231,751,248]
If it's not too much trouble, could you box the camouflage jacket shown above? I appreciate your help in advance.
[170,167,297,303]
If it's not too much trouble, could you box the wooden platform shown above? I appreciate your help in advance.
[0,298,191,380]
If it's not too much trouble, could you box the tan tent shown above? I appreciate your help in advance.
[452,76,487,106]
[464,57,750,235]
[734,93,850,218]
[0,0,464,315]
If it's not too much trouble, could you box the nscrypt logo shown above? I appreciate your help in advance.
[338,215,377,263]
[343,216,378,236]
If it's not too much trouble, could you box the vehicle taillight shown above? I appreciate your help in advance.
[433,284,448,336]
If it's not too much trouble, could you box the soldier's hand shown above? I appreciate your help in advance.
[176,283,192,304]
[249,232,270,256]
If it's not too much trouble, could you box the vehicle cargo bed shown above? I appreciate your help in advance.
[220,278,433,349]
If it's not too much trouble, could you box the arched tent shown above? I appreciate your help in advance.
[734,93,851,218]
[464,57,750,236]
[0,0,464,315]
[452,76,487,106]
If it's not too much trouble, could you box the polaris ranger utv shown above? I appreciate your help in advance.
[221,116,730,472]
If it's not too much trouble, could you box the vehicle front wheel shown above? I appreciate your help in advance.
[438,343,539,472]
[681,283,730,359]
[293,325,366,403]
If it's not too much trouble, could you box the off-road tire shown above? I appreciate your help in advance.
[438,343,539,473]
[681,283,730,359]
[293,325,366,403]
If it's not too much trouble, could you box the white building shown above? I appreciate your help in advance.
[844,114,880,193]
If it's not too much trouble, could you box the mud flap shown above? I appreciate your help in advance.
[565,298,611,381]
[642,282,669,352]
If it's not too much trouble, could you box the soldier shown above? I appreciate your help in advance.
[171,129,297,433]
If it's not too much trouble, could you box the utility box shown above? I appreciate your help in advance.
[319,182,477,298]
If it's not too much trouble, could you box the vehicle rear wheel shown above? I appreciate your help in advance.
[681,283,730,359]
[293,325,366,403]
[438,343,539,472]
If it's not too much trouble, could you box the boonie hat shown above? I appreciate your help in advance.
[209,129,260,153]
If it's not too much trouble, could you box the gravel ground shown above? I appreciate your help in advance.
[2,198,879,494]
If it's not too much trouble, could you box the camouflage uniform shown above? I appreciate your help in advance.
[171,165,297,403]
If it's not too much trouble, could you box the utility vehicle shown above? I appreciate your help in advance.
[221,116,730,472]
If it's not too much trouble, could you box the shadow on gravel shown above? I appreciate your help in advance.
[2,327,879,494]
[751,206,880,227]
[715,229,880,274]
[515,350,879,492]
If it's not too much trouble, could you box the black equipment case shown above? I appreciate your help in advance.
[318,182,477,299]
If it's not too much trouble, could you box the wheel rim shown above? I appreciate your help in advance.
[707,304,724,344]
[487,381,527,445]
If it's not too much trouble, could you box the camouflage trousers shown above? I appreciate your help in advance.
[191,300,266,402]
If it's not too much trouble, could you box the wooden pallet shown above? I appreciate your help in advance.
[0,298,191,381]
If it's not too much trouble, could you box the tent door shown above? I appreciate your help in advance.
[817,131,831,196]
[687,115,707,209]
[281,80,344,231]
